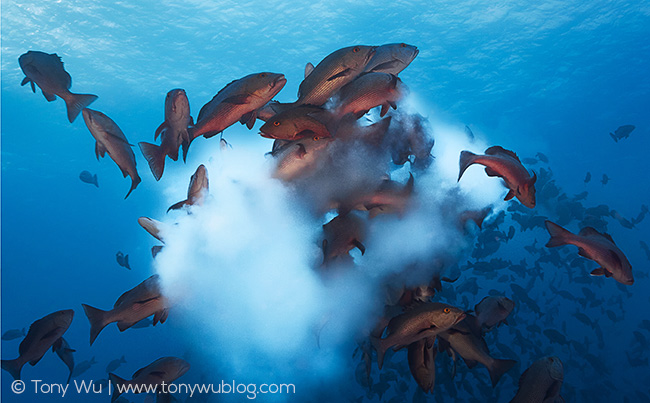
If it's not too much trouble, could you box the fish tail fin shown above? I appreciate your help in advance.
[1,358,23,380]
[544,220,574,247]
[458,150,478,181]
[182,130,195,162]
[609,133,618,142]
[93,173,99,188]
[82,304,110,346]
[369,336,387,370]
[64,93,98,123]
[167,199,188,212]
[139,142,165,181]
[488,358,516,387]
[124,174,141,199]
[124,254,131,270]
[109,373,127,402]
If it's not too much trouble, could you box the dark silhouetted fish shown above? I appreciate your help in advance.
[510,357,564,403]
[82,109,141,198]
[81,275,169,345]
[106,355,127,373]
[601,174,609,185]
[115,251,131,270]
[584,172,591,183]
[535,152,549,163]
[1,309,74,380]
[1,328,26,341]
[321,212,366,265]
[458,146,537,208]
[18,51,98,122]
[139,89,193,180]
[79,170,99,187]
[168,164,209,212]
[609,125,634,142]
[71,356,96,379]
[407,336,436,394]
[109,357,190,403]
[52,337,75,384]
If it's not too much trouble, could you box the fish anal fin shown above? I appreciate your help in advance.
[116,321,136,332]
[42,90,56,102]
[95,142,107,160]
[504,189,516,201]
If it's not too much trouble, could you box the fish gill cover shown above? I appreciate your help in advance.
[1,1,649,403]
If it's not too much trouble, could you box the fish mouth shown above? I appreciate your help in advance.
[259,131,274,139]
[271,75,287,89]
[412,47,420,59]
[366,47,377,63]
[454,312,466,324]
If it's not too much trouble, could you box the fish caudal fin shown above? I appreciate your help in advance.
[139,142,165,181]
[125,175,141,199]
[545,220,574,248]
[1,358,24,380]
[82,304,110,345]
[458,150,478,182]
[65,93,98,123]
[93,174,99,188]
[108,373,127,402]
[370,336,388,370]
[488,358,516,387]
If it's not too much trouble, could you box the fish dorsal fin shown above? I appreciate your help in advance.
[518,367,530,387]
[578,227,601,238]
[114,288,135,308]
[601,232,616,244]
[485,146,520,162]
[304,62,314,78]
[132,366,146,379]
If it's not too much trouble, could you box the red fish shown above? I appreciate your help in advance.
[458,146,537,208]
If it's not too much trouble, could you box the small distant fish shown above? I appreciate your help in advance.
[81,275,169,345]
[584,172,591,183]
[609,125,635,142]
[521,157,538,165]
[363,43,419,75]
[167,164,209,212]
[535,152,549,163]
[79,171,99,187]
[458,146,537,208]
[640,241,650,261]
[601,174,609,185]
[106,355,127,373]
[371,302,465,369]
[52,337,75,384]
[510,357,564,403]
[1,309,75,380]
[109,357,190,403]
[464,125,475,140]
[82,109,141,198]
[1,328,26,341]
[18,51,98,122]
[115,251,131,270]
[71,357,97,379]
[473,296,515,331]
[545,220,634,285]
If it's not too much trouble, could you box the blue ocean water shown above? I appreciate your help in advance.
[1,1,649,402]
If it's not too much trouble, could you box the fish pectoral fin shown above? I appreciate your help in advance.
[463,358,479,369]
[590,267,610,277]
[327,68,352,81]
[40,327,63,341]
[222,94,250,105]
[20,77,31,87]
[42,90,56,102]
[52,337,63,352]
[504,189,516,201]
[369,60,401,72]
[295,143,307,159]
[577,247,590,259]
[239,111,257,129]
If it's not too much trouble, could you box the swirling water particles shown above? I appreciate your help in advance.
[1,1,649,402]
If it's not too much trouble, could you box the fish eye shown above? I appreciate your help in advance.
[400,43,407,48]
[353,47,360,53]
[260,73,267,78]
[313,136,320,141]
[273,121,281,126]
[443,307,451,314]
